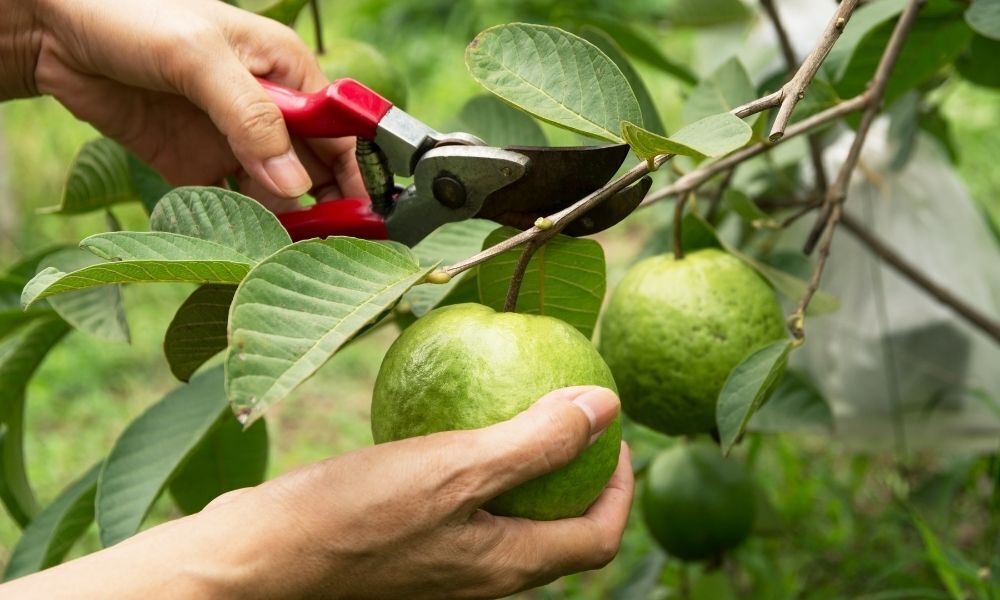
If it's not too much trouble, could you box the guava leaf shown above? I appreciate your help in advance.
[966,0,1000,40]
[466,23,642,142]
[169,416,268,515]
[579,26,666,136]
[834,8,973,105]
[256,0,309,25]
[164,284,236,382]
[404,220,496,317]
[127,154,173,214]
[42,138,133,215]
[226,238,433,424]
[36,247,130,343]
[682,57,755,125]
[0,316,71,527]
[621,113,752,161]
[557,13,697,84]
[169,423,266,514]
[724,189,777,227]
[662,0,752,27]
[3,463,100,581]
[150,187,291,261]
[96,367,228,547]
[717,340,792,455]
[748,370,834,433]
[956,34,1000,89]
[477,227,605,339]
[457,96,548,147]
[823,0,907,81]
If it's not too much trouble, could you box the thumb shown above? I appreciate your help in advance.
[183,51,311,198]
[459,386,620,506]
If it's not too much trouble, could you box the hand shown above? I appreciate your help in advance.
[24,0,367,211]
[1,387,634,599]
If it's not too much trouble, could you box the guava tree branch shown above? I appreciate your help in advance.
[769,0,860,141]
[789,0,925,338]
[761,0,830,192]
[839,213,1000,343]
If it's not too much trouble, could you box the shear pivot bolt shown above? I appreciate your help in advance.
[432,175,467,209]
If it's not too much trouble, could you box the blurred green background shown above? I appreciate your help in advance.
[0,0,997,597]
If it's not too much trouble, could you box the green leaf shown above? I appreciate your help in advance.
[457,95,548,147]
[748,371,834,433]
[404,220,496,317]
[579,26,666,136]
[835,10,973,106]
[0,316,71,527]
[716,340,792,455]
[466,23,642,142]
[724,189,775,226]
[96,368,228,547]
[912,513,988,600]
[477,227,605,339]
[257,0,310,25]
[662,0,752,27]
[150,187,291,261]
[3,463,100,580]
[823,0,907,80]
[44,138,133,215]
[966,0,1000,40]
[621,113,752,160]
[226,238,432,424]
[957,34,1000,88]
[127,154,173,215]
[558,14,697,84]
[36,247,130,343]
[169,416,268,514]
[682,57,755,125]
[164,284,236,382]
[4,245,75,282]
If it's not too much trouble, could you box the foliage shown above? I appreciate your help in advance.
[0,0,997,597]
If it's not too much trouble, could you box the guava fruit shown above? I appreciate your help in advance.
[642,442,756,561]
[599,248,784,436]
[319,39,408,108]
[371,303,621,520]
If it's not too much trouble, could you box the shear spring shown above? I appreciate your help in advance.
[355,138,395,217]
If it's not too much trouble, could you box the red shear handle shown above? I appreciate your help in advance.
[277,198,389,241]
[258,77,393,139]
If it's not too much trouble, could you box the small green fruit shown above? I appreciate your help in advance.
[642,442,755,561]
[599,248,784,435]
[371,303,621,520]
[318,39,409,108]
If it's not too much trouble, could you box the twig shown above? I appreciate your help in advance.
[761,0,830,192]
[503,240,541,312]
[790,0,925,338]
[673,192,695,259]
[310,0,324,55]
[841,212,1000,343]
[705,168,737,223]
[779,200,821,229]
[641,94,868,207]
[769,0,860,141]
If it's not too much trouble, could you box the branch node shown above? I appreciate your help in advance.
[534,217,553,231]
[426,270,452,285]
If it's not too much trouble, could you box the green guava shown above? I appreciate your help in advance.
[599,248,785,436]
[642,442,756,561]
[318,39,409,108]
[371,303,621,520]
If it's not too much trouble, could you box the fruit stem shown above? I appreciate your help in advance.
[672,191,694,260]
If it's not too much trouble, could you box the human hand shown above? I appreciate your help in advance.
[27,0,366,211]
[0,387,633,599]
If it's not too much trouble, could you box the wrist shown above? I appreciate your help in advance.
[0,0,43,99]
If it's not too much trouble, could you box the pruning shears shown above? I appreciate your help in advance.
[260,78,651,246]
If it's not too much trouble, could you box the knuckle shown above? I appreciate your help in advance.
[235,99,286,143]
[587,528,621,569]
[536,408,585,469]
[159,21,224,80]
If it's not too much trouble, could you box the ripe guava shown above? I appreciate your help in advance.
[319,39,409,108]
[642,442,756,561]
[599,248,784,435]
[371,303,621,520]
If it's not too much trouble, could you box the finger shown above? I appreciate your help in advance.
[456,386,620,505]
[465,444,633,595]
[179,48,311,199]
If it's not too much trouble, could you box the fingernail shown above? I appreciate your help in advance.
[263,150,311,197]
[570,387,619,445]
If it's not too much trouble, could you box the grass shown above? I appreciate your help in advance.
[0,1,998,597]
